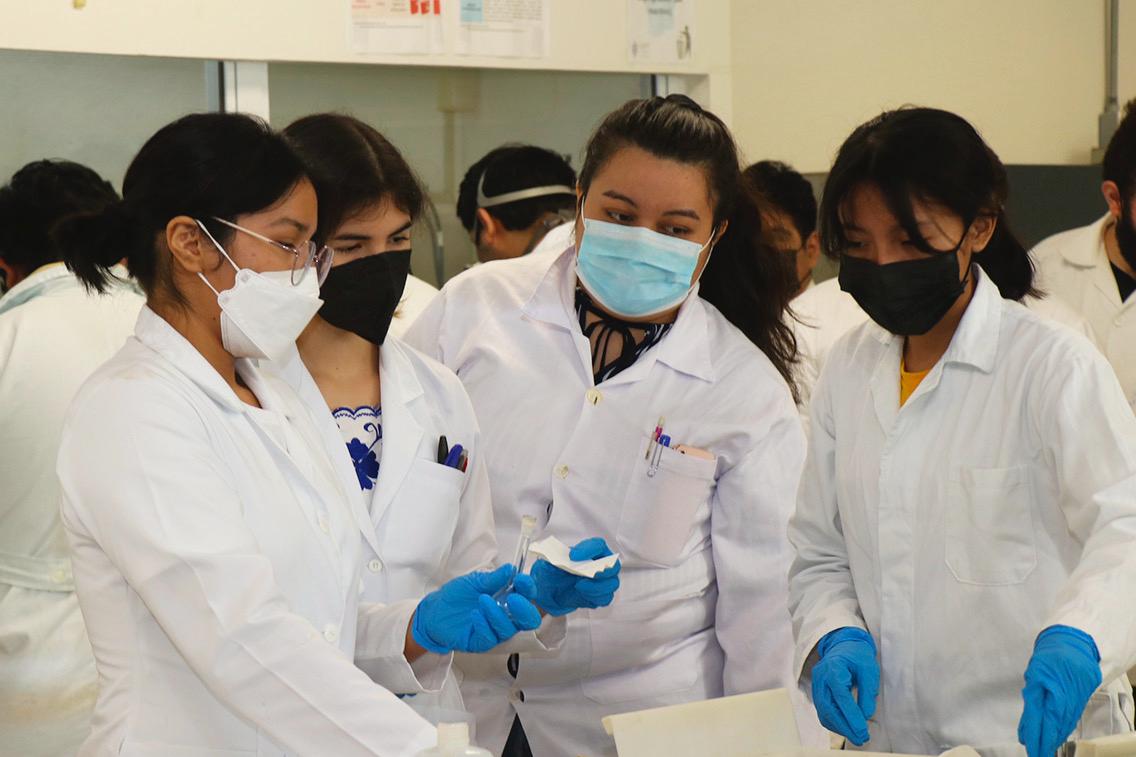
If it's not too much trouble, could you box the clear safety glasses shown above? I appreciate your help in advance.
[209,216,334,286]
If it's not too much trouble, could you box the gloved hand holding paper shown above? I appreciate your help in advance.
[528,535,620,577]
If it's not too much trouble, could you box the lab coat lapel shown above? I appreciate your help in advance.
[520,247,598,384]
[369,341,425,527]
[868,326,902,432]
[599,287,717,389]
[272,345,385,560]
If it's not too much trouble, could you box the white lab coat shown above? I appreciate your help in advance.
[271,337,566,723]
[405,246,825,756]
[0,264,142,757]
[388,274,439,339]
[788,268,1136,754]
[57,307,442,757]
[791,275,1098,422]
[1032,214,1136,407]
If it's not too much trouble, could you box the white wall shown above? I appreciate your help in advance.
[729,0,1129,173]
[268,63,645,282]
[0,0,730,77]
[0,50,207,185]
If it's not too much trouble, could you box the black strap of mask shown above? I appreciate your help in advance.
[574,288,672,385]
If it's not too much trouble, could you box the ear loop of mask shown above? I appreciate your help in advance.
[194,220,240,297]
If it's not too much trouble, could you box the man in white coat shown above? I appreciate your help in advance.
[0,160,144,756]
[1031,99,1136,408]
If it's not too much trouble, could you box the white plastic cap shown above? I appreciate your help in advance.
[437,722,471,748]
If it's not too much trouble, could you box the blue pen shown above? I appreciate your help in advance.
[444,443,464,469]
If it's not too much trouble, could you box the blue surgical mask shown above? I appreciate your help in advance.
[575,218,715,319]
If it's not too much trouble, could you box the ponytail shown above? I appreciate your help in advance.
[57,201,145,294]
[699,177,798,399]
[974,210,1038,301]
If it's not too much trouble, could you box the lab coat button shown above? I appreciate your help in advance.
[50,568,67,584]
[368,558,384,573]
[318,512,330,534]
[586,388,602,405]
[509,689,525,703]
[554,464,569,479]
[323,624,339,643]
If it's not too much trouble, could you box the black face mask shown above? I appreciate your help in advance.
[319,250,412,346]
[838,251,967,336]
[1115,210,1136,273]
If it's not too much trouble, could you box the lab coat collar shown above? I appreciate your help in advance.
[939,266,1001,375]
[133,306,252,414]
[368,338,426,527]
[520,246,716,385]
[519,245,579,331]
[865,266,999,426]
[864,265,999,375]
[1060,214,1112,269]
[0,263,73,316]
[0,263,136,317]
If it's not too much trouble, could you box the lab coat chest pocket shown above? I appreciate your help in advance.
[379,458,462,577]
[945,465,1037,585]
[618,436,717,568]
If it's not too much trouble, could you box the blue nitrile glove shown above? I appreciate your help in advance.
[1018,625,1102,757]
[810,626,880,747]
[518,537,622,617]
[411,565,542,654]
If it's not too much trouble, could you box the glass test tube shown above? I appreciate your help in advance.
[493,515,537,609]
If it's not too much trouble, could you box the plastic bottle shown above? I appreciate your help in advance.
[417,722,492,757]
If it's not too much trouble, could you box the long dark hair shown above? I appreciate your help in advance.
[56,113,307,301]
[282,113,424,247]
[578,95,798,396]
[820,107,1037,300]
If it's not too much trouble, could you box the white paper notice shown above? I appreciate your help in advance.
[528,536,620,578]
[456,0,549,58]
[350,0,444,55]
[627,0,694,63]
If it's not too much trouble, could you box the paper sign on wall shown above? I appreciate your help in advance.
[350,0,444,55]
[627,0,694,63]
[456,0,549,58]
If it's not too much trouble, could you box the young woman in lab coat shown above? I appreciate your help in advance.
[406,94,825,755]
[54,112,545,756]
[277,113,619,719]
[787,108,1136,757]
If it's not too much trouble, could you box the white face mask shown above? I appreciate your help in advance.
[196,221,323,361]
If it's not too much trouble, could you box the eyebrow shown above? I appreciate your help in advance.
[601,190,701,221]
[332,233,372,242]
[269,218,310,234]
[389,221,413,237]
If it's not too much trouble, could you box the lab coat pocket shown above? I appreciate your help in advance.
[380,459,463,578]
[945,465,1037,586]
[1077,687,1135,739]
[618,437,717,568]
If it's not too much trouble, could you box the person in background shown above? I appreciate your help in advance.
[456,144,577,264]
[280,113,617,722]
[54,112,543,756]
[744,160,821,298]
[0,160,144,757]
[1032,98,1136,408]
[788,107,1136,757]
[408,95,826,756]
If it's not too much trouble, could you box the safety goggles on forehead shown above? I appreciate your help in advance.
[209,216,334,286]
[476,172,575,209]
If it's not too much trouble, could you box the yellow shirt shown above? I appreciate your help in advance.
[900,360,931,406]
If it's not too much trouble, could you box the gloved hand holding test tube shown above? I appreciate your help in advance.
[494,515,622,618]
